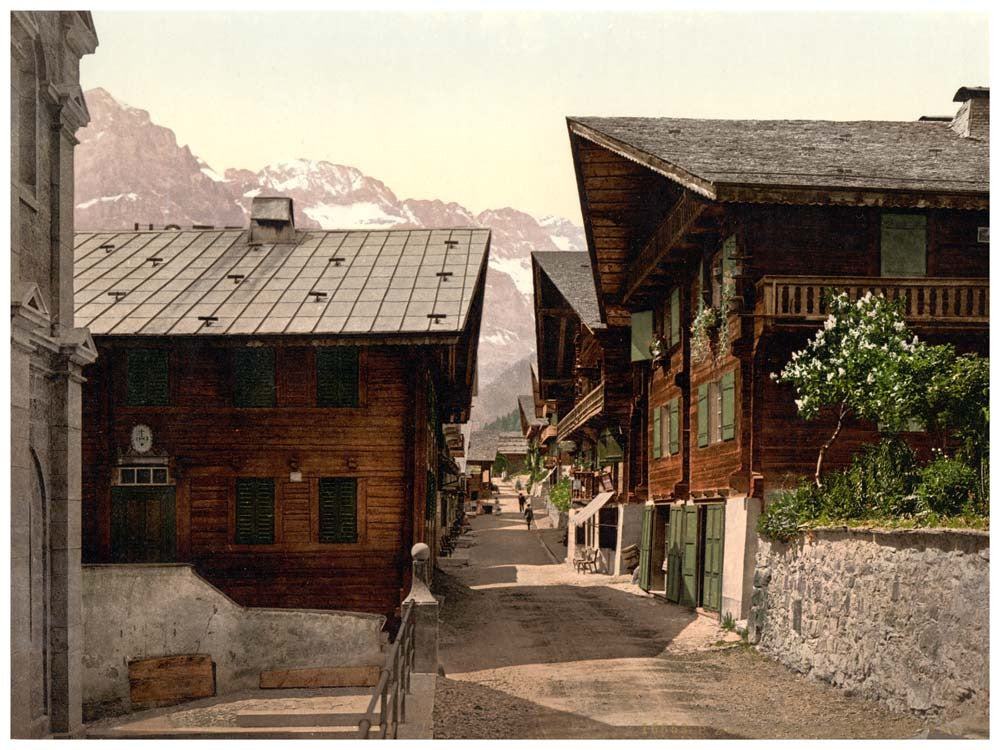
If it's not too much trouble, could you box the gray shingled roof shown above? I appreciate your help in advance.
[497,431,529,455]
[533,251,604,331]
[518,394,546,427]
[466,431,499,464]
[569,117,988,196]
[73,228,490,337]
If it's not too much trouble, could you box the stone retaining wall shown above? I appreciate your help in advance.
[83,564,385,720]
[748,528,988,721]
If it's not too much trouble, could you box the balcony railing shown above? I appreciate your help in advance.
[756,276,988,328]
[557,381,604,441]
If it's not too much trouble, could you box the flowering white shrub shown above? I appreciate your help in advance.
[772,291,936,485]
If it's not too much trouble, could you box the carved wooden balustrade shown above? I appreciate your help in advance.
[556,381,605,442]
[756,276,988,329]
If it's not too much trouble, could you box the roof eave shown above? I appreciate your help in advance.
[567,118,717,200]
[714,182,990,210]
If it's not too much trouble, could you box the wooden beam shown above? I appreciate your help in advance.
[623,192,713,304]
[556,317,568,378]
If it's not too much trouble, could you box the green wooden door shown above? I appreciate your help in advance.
[638,505,654,591]
[110,486,176,563]
[702,504,725,613]
[681,505,699,607]
[666,506,684,603]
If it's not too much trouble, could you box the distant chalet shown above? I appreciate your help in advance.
[78,197,489,616]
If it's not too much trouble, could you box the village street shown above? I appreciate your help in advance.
[432,482,924,740]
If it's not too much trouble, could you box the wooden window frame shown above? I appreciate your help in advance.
[233,347,277,408]
[318,477,360,545]
[125,348,170,407]
[316,346,361,408]
[234,477,275,546]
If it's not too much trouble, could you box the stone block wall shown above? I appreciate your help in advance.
[748,528,988,722]
[82,564,385,721]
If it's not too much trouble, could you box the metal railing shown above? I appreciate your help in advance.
[556,381,605,442]
[357,601,416,739]
[756,275,989,327]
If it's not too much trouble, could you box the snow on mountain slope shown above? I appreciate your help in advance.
[75,87,586,425]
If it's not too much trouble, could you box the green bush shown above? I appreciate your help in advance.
[548,478,572,513]
[915,454,981,517]
[758,486,810,542]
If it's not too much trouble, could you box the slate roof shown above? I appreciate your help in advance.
[466,431,499,464]
[497,431,529,456]
[518,394,546,426]
[73,228,490,337]
[568,116,989,197]
[533,251,604,331]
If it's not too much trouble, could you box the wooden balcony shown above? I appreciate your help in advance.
[756,276,989,330]
[557,381,604,442]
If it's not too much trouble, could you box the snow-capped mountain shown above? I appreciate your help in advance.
[74,88,587,424]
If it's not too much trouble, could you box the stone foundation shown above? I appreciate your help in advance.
[749,527,988,722]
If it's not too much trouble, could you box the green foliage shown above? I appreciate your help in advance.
[758,439,988,541]
[690,274,735,366]
[721,612,736,632]
[548,478,572,513]
[482,408,521,433]
[915,453,982,518]
[491,453,509,477]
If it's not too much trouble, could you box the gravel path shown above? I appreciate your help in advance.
[432,483,925,739]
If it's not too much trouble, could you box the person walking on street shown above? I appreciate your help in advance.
[525,501,534,530]
[518,491,526,514]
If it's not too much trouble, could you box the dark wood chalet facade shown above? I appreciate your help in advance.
[532,250,644,574]
[567,86,989,618]
[77,197,489,617]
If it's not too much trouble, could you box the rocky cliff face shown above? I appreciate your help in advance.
[74,88,588,424]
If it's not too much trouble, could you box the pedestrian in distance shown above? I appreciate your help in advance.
[518,491,526,513]
[525,501,534,530]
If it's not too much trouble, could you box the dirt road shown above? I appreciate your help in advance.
[432,483,924,739]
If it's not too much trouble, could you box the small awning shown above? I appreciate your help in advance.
[531,466,556,497]
[569,491,615,526]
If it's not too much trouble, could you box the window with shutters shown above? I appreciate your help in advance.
[652,406,662,459]
[668,398,681,455]
[880,213,926,277]
[317,347,359,407]
[318,478,358,544]
[235,478,275,545]
[125,349,170,406]
[698,374,736,447]
[233,347,276,407]
[669,288,681,348]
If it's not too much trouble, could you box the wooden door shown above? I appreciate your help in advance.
[637,505,654,591]
[666,506,684,603]
[681,505,699,607]
[110,486,176,563]
[701,504,725,613]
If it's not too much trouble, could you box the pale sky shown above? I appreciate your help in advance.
[81,10,989,223]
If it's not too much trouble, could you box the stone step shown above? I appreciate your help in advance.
[235,709,377,727]
[87,725,363,739]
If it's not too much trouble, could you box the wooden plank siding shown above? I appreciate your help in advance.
[626,200,989,503]
[81,343,424,616]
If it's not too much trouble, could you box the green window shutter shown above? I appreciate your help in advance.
[630,310,653,362]
[235,478,274,545]
[721,371,736,441]
[880,213,926,277]
[126,350,169,406]
[652,406,662,459]
[638,506,654,591]
[234,348,276,407]
[669,398,680,455]
[697,384,709,447]
[317,347,359,407]
[669,288,680,347]
[319,478,358,544]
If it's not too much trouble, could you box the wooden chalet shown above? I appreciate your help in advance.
[77,197,489,617]
[464,430,499,511]
[495,431,529,475]
[531,250,641,574]
[568,86,989,618]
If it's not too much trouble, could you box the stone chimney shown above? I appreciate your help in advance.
[249,196,296,244]
[950,86,989,140]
